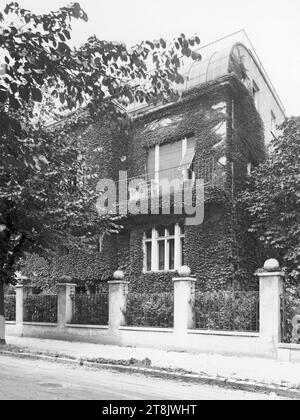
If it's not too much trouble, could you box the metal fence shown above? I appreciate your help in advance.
[193,290,259,332]
[72,293,109,325]
[120,158,225,205]
[281,293,300,344]
[126,292,174,328]
[24,295,57,323]
[4,295,16,321]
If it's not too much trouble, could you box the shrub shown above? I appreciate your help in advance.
[72,293,109,325]
[281,287,300,343]
[24,295,57,323]
[193,290,259,332]
[126,292,174,328]
[4,295,16,321]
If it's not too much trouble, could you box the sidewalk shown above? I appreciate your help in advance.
[4,335,300,392]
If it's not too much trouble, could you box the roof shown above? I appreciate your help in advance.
[128,30,285,116]
[48,30,285,128]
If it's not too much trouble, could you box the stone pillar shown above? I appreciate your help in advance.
[257,259,284,356]
[173,266,196,335]
[15,285,33,335]
[108,271,129,332]
[57,283,76,327]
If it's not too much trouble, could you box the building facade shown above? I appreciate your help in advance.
[57,33,285,293]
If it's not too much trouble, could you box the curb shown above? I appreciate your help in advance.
[1,349,300,399]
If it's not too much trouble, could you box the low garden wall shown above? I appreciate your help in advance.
[276,290,300,362]
[4,262,288,359]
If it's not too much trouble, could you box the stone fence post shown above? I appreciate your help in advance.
[172,266,196,335]
[57,283,76,327]
[108,271,129,332]
[257,259,284,357]
[15,284,33,335]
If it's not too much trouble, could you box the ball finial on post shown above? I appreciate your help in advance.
[177,266,191,277]
[263,259,280,272]
[113,270,125,280]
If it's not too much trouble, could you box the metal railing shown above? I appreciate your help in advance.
[193,290,259,332]
[24,294,57,323]
[280,293,300,344]
[72,293,109,325]
[4,295,16,321]
[116,157,226,205]
[125,292,174,328]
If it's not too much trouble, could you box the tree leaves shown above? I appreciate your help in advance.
[18,85,30,102]
[31,87,42,102]
[240,117,300,283]
[0,0,203,287]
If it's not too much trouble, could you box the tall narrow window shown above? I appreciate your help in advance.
[168,239,175,270]
[145,242,152,272]
[144,229,152,272]
[158,240,165,271]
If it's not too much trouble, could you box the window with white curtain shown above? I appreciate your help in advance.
[143,223,185,272]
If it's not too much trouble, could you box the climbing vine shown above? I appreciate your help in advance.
[20,74,265,292]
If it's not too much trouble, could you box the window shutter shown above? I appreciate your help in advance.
[147,147,155,176]
[159,141,182,171]
[180,138,196,167]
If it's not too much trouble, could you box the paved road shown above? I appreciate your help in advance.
[0,355,288,400]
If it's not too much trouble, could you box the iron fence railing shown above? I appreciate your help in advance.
[193,290,259,332]
[126,292,174,328]
[115,158,226,207]
[281,293,300,344]
[4,295,16,321]
[72,293,109,325]
[24,295,57,323]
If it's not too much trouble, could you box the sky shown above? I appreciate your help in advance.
[1,0,299,116]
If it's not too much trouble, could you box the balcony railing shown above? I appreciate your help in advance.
[116,157,226,207]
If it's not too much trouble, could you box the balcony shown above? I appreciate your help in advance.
[116,157,226,212]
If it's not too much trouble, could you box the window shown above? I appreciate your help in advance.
[143,223,185,272]
[147,137,196,184]
[145,242,152,272]
[271,111,276,133]
[252,81,260,110]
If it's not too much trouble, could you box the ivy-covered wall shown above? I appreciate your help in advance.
[228,77,265,290]
[20,74,265,293]
[116,75,265,293]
